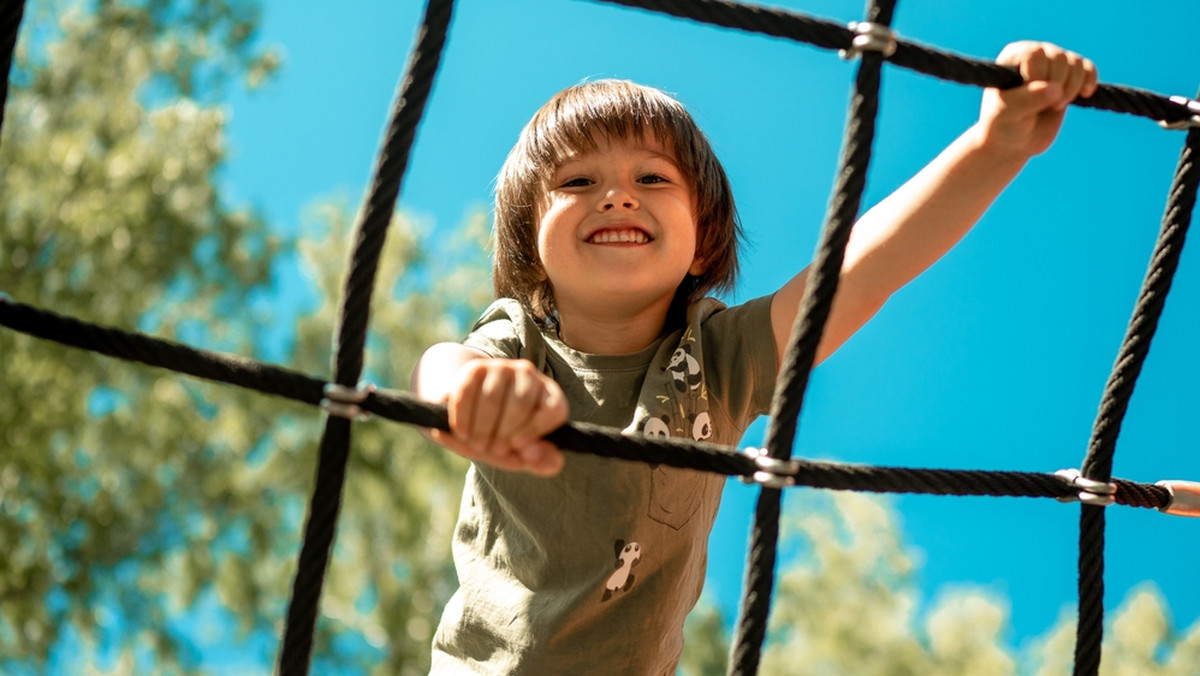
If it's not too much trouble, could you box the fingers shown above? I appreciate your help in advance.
[507,386,568,449]
[442,358,568,476]
[431,428,558,474]
[997,41,1098,109]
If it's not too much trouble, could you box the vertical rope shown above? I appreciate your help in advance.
[1073,117,1200,676]
[728,2,896,673]
[0,0,27,140]
[275,1,456,674]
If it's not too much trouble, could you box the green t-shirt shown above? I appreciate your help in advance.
[432,295,777,675]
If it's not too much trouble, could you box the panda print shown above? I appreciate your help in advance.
[642,342,711,443]
[601,540,642,602]
[605,328,715,599]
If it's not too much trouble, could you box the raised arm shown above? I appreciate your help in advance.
[770,41,1098,365]
[412,342,568,476]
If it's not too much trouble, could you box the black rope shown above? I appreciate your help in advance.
[4,0,1199,673]
[0,297,1179,509]
[0,0,26,139]
[730,1,896,673]
[588,0,1194,125]
[275,1,455,674]
[1072,113,1200,676]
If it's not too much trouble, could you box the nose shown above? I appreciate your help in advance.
[599,184,638,211]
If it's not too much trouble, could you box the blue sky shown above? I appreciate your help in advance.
[219,0,1200,662]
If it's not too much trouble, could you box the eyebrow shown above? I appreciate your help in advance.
[554,147,682,171]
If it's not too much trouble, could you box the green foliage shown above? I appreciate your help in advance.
[1,1,487,673]
[681,492,1200,676]
[289,201,490,676]
[14,2,1192,674]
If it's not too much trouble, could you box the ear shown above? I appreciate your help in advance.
[613,539,625,558]
[688,254,707,277]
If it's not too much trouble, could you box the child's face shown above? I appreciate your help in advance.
[535,134,704,323]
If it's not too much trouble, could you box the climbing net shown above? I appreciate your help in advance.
[2,0,1199,674]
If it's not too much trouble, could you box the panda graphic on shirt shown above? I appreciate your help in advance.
[601,329,714,603]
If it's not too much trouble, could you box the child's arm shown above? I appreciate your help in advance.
[771,41,1099,364]
[411,343,568,476]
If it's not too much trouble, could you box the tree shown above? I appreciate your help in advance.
[681,491,1200,675]
[12,3,1193,675]
[1,1,488,673]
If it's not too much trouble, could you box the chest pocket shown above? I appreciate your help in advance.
[648,465,714,530]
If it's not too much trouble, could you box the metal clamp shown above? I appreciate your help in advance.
[1055,468,1117,507]
[1156,480,1200,517]
[1158,95,1200,130]
[739,447,800,489]
[320,382,375,421]
[839,21,898,60]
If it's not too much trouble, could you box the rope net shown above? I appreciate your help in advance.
[2,0,1198,674]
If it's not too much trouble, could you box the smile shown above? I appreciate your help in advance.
[587,228,651,244]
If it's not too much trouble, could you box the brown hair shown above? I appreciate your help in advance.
[492,79,742,323]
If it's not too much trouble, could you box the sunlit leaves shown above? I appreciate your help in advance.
[681,493,1200,675]
[1,1,484,673]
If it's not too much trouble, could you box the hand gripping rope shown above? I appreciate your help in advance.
[2,0,1200,675]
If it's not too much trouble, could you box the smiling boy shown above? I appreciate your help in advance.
[412,41,1097,674]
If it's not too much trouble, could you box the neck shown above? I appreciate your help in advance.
[555,300,676,354]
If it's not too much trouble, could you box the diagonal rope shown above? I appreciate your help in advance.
[588,0,1195,125]
[1072,112,1200,676]
[275,1,456,674]
[2,0,1199,673]
[729,1,897,673]
[0,0,26,139]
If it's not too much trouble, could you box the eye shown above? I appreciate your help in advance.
[555,176,592,189]
[638,173,668,185]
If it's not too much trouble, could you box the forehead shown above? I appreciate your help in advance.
[554,132,679,167]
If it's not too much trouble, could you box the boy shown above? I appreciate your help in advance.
[412,41,1097,674]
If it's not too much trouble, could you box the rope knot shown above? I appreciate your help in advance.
[1158,95,1200,130]
[1056,468,1117,507]
[739,447,800,489]
[320,382,376,421]
[839,21,897,60]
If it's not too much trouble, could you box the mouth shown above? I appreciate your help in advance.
[587,227,652,244]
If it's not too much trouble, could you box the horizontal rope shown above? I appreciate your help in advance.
[0,296,1173,509]
[589,0,1194,125]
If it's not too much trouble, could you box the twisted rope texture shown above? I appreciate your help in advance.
[1072,122,1200,676]
[592,0,1194,124]
[730,1,897,672]
[276,1,455,674]
[0,0,1196,674]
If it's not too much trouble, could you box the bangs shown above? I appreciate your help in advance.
[522,80,695,179]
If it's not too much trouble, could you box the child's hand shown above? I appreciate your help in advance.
[979,41,1098,160]
[432,357,568,477]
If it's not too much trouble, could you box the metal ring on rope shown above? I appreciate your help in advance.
[839,21,898,60]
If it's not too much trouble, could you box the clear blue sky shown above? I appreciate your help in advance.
[221,0,1200,662]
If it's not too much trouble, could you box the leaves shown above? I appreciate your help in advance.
[682,493,1200,676]
[1,1,486,673]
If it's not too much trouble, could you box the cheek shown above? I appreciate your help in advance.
[534,215,553,260]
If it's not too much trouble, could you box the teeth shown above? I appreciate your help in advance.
[591,229,649,244]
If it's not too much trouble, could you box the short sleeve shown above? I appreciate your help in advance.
[697,294,778,429]
[462,298,550,369]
